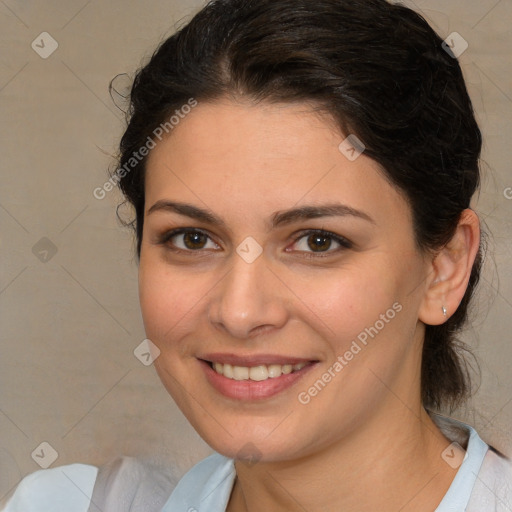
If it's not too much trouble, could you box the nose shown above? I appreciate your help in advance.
[207,249,289,339]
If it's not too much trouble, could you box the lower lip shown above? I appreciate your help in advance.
[199,360,317,401]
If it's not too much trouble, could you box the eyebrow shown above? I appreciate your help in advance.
[147,200,375,228]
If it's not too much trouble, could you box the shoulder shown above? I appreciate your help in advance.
[430,412,512,511]
[170,452,234,492]
[89,455,182,511]
[467,448,512,511]
[1,463,98,512]
[160,453,236,511]
[1,456,185,512]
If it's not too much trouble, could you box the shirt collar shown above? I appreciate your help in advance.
[430,412,489,511]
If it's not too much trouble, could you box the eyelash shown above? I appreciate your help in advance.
[156,228,352,258]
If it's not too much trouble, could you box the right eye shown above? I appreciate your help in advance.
[158,228,221,253]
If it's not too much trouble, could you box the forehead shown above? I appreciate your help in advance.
[147,99,341,172]
[143,99,407,226]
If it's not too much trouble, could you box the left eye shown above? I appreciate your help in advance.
[290,230,352,254]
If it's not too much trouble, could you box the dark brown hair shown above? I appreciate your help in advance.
[114,0,484,412]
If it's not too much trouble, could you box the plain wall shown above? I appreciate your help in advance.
[1,0,511,499]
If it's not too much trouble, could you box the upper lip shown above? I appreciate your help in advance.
[199,353,317,366]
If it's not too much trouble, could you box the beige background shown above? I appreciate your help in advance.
[1,0,511,500]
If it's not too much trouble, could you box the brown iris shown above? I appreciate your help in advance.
[183,231,208,250]
[307,233,332,252]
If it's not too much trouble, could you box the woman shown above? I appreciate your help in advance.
[3,0,511,510]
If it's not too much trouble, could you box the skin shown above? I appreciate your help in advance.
[138,98,480,512]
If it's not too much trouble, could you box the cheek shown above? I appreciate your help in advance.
[291,263,396,342]
[290,257,416,390]
[138,255,207,345]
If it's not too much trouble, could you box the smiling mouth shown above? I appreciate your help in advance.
[207,361,310,381]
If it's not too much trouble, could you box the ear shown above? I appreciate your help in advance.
[418,209,480,326]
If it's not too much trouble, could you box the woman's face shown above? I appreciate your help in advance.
[139,99,431,462]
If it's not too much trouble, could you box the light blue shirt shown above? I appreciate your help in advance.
[2,415,512,511]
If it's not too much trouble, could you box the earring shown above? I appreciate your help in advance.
[442,305,447,317]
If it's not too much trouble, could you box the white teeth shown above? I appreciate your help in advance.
[281,364,293,374]
[267,364,282,378]
[233,366,249,380]
[223,363,233,379]
[211,361,307,381]
[249,365,268,381]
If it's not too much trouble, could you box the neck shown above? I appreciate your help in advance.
[227,405,459,512]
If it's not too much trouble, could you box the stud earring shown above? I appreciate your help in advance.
[442,305,447,317]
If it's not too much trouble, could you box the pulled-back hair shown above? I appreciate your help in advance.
[115,0,483,412]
